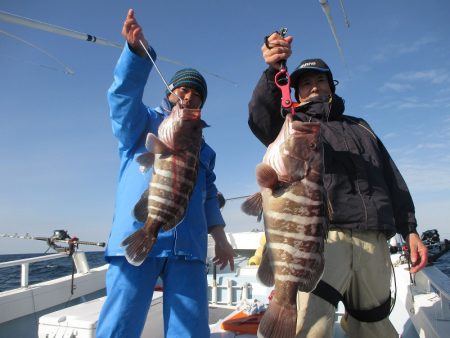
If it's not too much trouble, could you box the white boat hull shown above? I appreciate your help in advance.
[1,232,449,338]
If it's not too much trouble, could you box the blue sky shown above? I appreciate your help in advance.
[1,0,449,254]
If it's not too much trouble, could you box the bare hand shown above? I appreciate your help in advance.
[210,227,235,271]
[122,9,149,58]
[261,32,293,70]
[407,232,428,273]
[213,239,235,271]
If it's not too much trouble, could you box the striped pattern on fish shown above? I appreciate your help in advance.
[121,105,206,266]
[242,115,326,338]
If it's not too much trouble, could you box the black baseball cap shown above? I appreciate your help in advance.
[290,58,336,94]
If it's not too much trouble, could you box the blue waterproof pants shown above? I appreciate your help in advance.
[96,256,209,338]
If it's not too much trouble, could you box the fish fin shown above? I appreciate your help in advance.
[145,133,172,154]
[136,153,155,172]
[161,222,177,232]
[200,119,210,128]
[241,193,263,217]
[144,133,158,152]
[133,189,149,222]
[257,302,296,338]
[257,246,275,287]
[120,228,156,266]
[256,163,279,189]
[257,209,263,222]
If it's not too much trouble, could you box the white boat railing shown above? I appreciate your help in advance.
[415,266,450,319]
[0,252,90,289]
[209,280,251,306]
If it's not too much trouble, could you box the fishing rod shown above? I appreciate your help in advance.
[1,230,105,253]
[1,230,105,295]
[0,10,237,85]
[318,0,348,69]
[0,10,122,49]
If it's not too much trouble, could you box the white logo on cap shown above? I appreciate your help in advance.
[300,62,317,68]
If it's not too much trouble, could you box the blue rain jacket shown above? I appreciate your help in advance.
[104,43,225,262]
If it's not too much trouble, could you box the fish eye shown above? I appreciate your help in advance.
[309,142,317,149]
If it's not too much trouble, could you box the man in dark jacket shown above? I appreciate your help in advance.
[248,31,428,338]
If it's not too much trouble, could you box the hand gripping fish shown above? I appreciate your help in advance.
[242,115,326,338]
[121,103,207,266]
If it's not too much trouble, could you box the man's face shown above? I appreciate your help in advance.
[296,72,332,103]
[168,87,202,109]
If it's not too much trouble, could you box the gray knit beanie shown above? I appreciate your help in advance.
[166,68,207,107]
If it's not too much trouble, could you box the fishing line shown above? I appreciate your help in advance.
[139,39,183,105]
[338,0,350,28]
[30,288,40,334]
[389,260,397,314]
[225,195,251,201]
[0,28,74,75]
[0,52,62,72]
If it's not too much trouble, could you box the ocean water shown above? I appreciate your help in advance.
[0,251,106,292]
[1,251,449,293]
[432,250,450,276]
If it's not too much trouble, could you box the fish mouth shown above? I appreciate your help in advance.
[177,107,202,120]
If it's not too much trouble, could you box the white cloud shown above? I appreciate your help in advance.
[393,70,449,84]
[401,162,450,192]
[416,143,446,149]
[396,37,439,54]
[371,37,439,62]
[381,132,396,140]
[379,82,413,93]
[438,87,450,96]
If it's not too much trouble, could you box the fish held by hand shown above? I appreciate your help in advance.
[121,103,207,266]
[242,115,327,338]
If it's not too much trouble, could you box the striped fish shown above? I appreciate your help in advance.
[242,114,326,338]
[121,104,206,266]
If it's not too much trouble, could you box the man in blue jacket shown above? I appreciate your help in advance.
[96,9,235,338]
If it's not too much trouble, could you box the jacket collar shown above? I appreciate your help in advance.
[294,94,345,121]
[159,97,173,117]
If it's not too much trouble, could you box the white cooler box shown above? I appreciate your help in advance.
[39,292,164,338]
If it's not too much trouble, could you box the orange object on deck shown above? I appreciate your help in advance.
[221,310,265,334]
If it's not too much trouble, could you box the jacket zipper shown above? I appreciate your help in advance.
[341,123,369,225]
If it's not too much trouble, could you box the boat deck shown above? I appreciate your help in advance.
[38,293,349,338]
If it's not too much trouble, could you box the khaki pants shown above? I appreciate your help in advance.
[296,229,398,338]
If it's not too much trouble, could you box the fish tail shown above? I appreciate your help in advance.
[120,229,156,266]
[257,302,296,338]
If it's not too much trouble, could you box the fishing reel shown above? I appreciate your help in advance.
[46,230,78,254]
[32,229,105,255]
